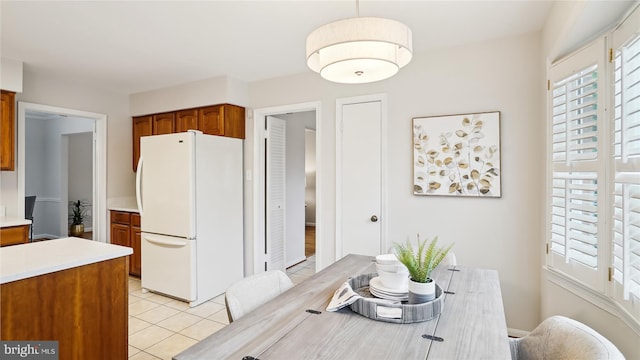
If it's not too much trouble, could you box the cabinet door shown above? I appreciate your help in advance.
[176,109,199,133]
[130,227,141,277]
[153,112,175,135]
[1,90,15,171]
[111,223,131,248]
[222,104,246,139]
[132,115,153,171]
[198,105,224,136]
[0,225,28,247]
[130,214,141,277]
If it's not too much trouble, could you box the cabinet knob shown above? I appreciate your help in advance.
[370,215,378,222]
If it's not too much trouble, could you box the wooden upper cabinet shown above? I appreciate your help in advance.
[1,90,16,171]
[222,104,246,139]
[199,104,245,138]
[153,112,175,135]
[199,105,224,136]
[132,115,153,171]
[132,104,245,171]
[176,109,199,133]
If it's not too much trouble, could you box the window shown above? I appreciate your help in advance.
[547,5,640,321]
[611,7,640,316]
[548,38,607,292]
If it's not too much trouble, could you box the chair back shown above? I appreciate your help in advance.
[225,270,293,323]
[440,251,457,266]
[25,196,36,220]
[509,315,625,360]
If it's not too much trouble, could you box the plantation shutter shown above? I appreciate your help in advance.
[548,37,607,290]
[611,6,640,316]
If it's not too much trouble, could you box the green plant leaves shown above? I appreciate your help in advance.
[393,235,454,283]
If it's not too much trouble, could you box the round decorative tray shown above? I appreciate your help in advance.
[348,273,444,324]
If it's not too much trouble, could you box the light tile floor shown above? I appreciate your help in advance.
[128,255,316,359]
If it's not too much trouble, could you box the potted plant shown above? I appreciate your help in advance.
[393,234,453,304]
[69,200,88,237]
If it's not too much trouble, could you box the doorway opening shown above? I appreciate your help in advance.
[17,102,107,242]
[253,102,321,274]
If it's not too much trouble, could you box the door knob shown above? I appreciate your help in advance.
[370,215,378,222]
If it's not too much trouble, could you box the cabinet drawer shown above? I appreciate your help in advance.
[131,213,141,228]
[0,225,29,247]
[111,211,131,225]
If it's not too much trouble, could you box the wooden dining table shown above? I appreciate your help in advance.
[174,254,511,360]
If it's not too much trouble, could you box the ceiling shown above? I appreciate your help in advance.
[0,1,625,95]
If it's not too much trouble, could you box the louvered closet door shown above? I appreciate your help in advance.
[266,116,286,271]
[548,37,607,291]
[611,5,640,316]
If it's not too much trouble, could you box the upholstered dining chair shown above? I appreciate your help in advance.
[509,315,625,360]
[224,270,294,323]
[24,195,36,241]
[439,251,457,267]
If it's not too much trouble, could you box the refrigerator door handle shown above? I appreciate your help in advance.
[136,156,144,216]
[145,234,188,247]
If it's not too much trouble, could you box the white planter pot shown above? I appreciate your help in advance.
[408,278,436,304]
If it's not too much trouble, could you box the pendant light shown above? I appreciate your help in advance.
[306,0,413,84]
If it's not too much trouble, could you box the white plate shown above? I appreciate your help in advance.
[370,287,408,301]
[370,276,408,295]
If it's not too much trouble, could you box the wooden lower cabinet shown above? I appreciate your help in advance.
[110,210,141,277]
[0,256,128,360]
[130,213,141,277]
[0,225,29,247]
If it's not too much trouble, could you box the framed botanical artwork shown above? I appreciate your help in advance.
[413,111,501,197]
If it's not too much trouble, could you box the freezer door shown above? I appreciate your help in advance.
[141,232,196,301]
[138,132,195,238]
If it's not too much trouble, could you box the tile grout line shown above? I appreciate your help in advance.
[128,255,316,358]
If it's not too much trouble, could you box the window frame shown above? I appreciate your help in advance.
[610,4,640,319]
[545,4,640,328]
[546,36,609,292]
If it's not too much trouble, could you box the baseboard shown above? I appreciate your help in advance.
[507,327,529,338]
[286,256,309,269]
[33,234,60,240]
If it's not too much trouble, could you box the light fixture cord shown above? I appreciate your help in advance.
[355,0,359,17]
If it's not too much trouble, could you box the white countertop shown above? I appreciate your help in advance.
[107,197,139,213]
[0,237,132,284]
[0,216,32,228]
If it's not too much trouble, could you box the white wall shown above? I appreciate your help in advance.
[0,67,132,233]
[0,58,23,92]
[537,2,640,359]
[24,116,93,238]
[68,132,93,228]
[247,31,543,333]
[305,129,316,225]
[129,75,249,116]
[279,113,307,266]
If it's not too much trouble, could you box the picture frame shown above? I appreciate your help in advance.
[413,111,501,197]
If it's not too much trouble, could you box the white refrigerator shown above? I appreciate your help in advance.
[136,130,244,307]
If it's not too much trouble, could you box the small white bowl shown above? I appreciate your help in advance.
[376,254,401,265]
[376,263,406,273]
[377,269,409,290]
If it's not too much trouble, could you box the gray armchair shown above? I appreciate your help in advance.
[509,315,625,360]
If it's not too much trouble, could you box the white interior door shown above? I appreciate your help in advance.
[266,116,286,271]
[337,97,385,258]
